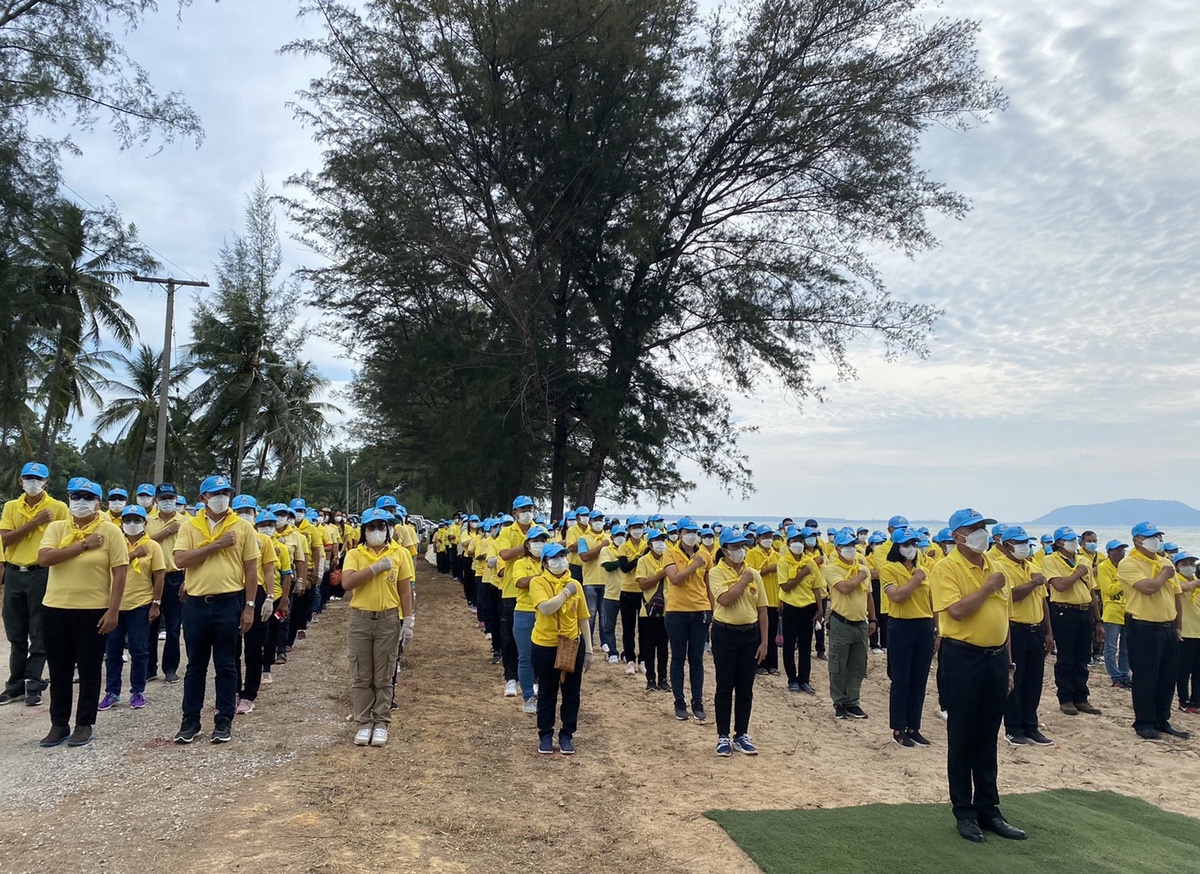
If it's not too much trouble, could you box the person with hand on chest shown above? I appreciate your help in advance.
[146,483,185,683]
[826,529,875,720]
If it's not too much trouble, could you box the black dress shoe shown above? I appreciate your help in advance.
[956,819,985,843]
[1160,724,1191,739]
[1136,727,1162,740]
[980,816,1027,840]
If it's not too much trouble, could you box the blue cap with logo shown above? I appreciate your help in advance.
[833,529,859,547]
[934,527,954,543]
[948,508,998,531]
[512,495,534,510]
[361,507,389,525]
[201,475,233,495]
[719,528,752,547]
[676,516,701,532]
[541,542,568,561]
[1052,526,1078,542]
[255,510,276,525]
[892,528,920,544]
[20,462,49,479]
[888,515,909,529]
[1131,521,1164,539]
[121,504,148,521]
[136,483,155,497]
[67,477,102,498]
[1000,525,1033,543]
[525,525,550,541]
[107,487,128,500]
[1105,539,1129,552]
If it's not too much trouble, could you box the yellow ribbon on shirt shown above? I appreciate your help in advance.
[127,533,152,575]
[57,515,105,548]
[188,510,240,547]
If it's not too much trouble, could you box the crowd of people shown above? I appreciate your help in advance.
[432,499,1199,840]
[0,462,421,749]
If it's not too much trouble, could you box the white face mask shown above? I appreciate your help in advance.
[158,499,176,514]
[69,498,98,518]
[964,529,990,554]
[629,527,644,539]
[516,511,533,525]
[257,526,276,537]
[529,542,545,558]
[728,547,746,564]
[238,511,255,524]
[122,521,145,537]
[21,479,45,496]
[547,558,569,575]
[365,529,388,547]
[137,496,153,508]
[702,536,715,547]
[1141,537,1161,553]
[276,516,290,529]
[899,545,917,560]
[206,495,231,515]
[1011,543,1031,560]
[108,500,126,513]
[613,536,626,547]
[469,521,478,529]
[1181,566,1197,580]
[590,520,604,532]
[789,541,804,555]
[682,532,699,547]
[1061,539,1078,554]
[758,538,773,549]
[668,533,679,542]
[839,546,857,561]
[650,540,666,555]
[805,536,818,548]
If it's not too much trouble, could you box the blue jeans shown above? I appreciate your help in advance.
[105,603,151,695]
[181,594,242,725]
[1104,621,1130,683]
[665,611,711,707]
[513,609,536,700]
[583,585,603,645]
[599,598,619,656]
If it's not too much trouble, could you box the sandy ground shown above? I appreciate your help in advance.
[1,565,1198,873]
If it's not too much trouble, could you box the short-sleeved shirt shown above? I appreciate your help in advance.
[1118,549,1180,623]
[1,493,69,566]
[709,561,767,625]
[663,544,713,613]
[1180,586,1200,639]
[343,543,412,614]
[880,560,933,620]
[1043,551,1093,605]
[994,552,1045,625]
[40,518,129,609]
[530,570,590,646]
[121,535,166,611]
[173,512,261,596]
[579,534,610,587]
[635,551,668,617]
[566,523,591,568]
[930,548,1010,647]
[509,554,541,611]
[270,534,294,600]
[599,544,622,601]
[777,551,820,608]
[827,555,870,622]
[1097,557,1125,624]
[745,546,780,607]
[146,512,183,573]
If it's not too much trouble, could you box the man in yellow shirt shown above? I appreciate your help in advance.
[746,525,781,675]
[930,508,1026,844]
[826,529,875,720]
[172,475,260,744]
[0,461,69,706]
[1043,526,1101,716]
[146,483,185,683]
[1098,539,1131,689]
[663,517,714,722]
[1118,522,1188,740]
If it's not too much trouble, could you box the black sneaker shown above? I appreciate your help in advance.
[692,704,707,722]
[1006,733,1032,745]
[147,671,159,682]
[893,730,915,747]
[211,720,232,743]
[834,704,849,720]
[66,725,93,747]
[25,690,42,707]
[674,703,690,721]
[907,729,932,747]
[788,681,801,693]
[39,725,70,747]
[490,653,502,665]
[799,683,816,695]
[845,705,868,719]
[1026,730,1054,746]
[0,690,21,706]
[164,672,180,684]
[657,680,671,692]
[174,722,201,744]
[646,680,657,692]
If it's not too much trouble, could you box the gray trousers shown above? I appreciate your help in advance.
[348,608,401,728]
[828,615,868,707]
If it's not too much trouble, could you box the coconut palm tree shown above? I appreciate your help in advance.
[94,343,190,481]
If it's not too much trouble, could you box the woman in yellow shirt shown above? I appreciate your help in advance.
[1175,553,1200,713]
[635,529,671,692]
[36,477,128,748]
[663,517,713,722]
[529,542,591,755]
[341,508,415,747]
[99,505,165,713]
[507,521,548,711]
[708,530,768,756]
[880,528,935,747]
[778,526,824,694]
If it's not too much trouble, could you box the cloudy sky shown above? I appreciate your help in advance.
[55,0,1200,523]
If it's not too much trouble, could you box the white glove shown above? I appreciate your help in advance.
[582,651,593,673]
[260,596,273,622]
[563,581,579,597]
[401,615,414,647]
[371,557,394,574]
[487,556,498,568]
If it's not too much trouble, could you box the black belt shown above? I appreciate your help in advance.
[199,590,242,603]
[831,611,866,627]
[1010,621,1043,630]
[1127,617,1175,628]
[1053,603,1091,611]
[942,637,1006,657]
[714,620,758,631]
[4,562,39,573]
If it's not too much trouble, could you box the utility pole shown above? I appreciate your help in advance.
[344,452,350,511]
[133,275,209,484]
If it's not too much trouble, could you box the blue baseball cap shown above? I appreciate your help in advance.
[290,498,307,511]
[1131,521,1164,539]
[541,542,568,561]
[136,483,155,497]
[395,504,408,517]
[232,494,257,511]
[677,516,700,532]
[535,515,548,525]
[1162,542,1179,553]
[784,525,803,540]
[719,529,752,547]
[918,526,930,535]
[892,528,920,544]
[754,524,774,537]
[834,530,859,547]
[20,462,49,479]
[575,505,590,516]
[1040,534,1054,545]
[121,504,148,520]
[1052,526,1078,542]
[66,477,102,498]
[948,508,997,531]
[888,515,909,529]
[589,509,605,519]
[525,525,550,541]
[107,487,128,500]
[201,475,233,495]
[934,527,954,543]
[255,510,276,525]
[645,528,667,541]
[361,508,390,525]
[611,525,627,537]
[564,511,577,521]
[1173,552,1197,564]
[1105,539,1129,552]
[156,483,178,497]
[499,513,514,524]
[1000,525,1033,543]
[375,495,397,510]
[869,531,888,544]
[512,495,534,510]
[991,522,1007,537]
[827,527,837,536]
[666,523,678,534]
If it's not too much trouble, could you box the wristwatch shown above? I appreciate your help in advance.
[245,601,255,608]
[151,599,162,606]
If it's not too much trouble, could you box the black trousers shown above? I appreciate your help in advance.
[3,564,49,695]
[1005,622,1046,736]
[761,606,779,672]
[147,570,185,676]
[618,591,642,662]
[780,602,817,684]
[940,639,1008,823]
[1049,605,1092,704]
[1178,637,1200,707]
[289,586,315,643]
[638,614,667,682]
[463,565,477,608]
[479,585,502,655]
[887,617,935,732]
[44,606,106,728]
[239,589,269,701]
[869,581,889,649]
[531,640,584,739]
[712,622,759,737]
[499,597,518,682]
[436,549,449,575]
[1127,618,1178,732]
[815,598,827,656]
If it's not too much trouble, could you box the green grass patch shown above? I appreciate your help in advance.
[706,789,1200,873]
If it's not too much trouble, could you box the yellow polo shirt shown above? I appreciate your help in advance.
[40,517,128,609]
[879,560,933,620]
[271,534,294,600]
[1097,558,1125,624]
[745,545,780,608]
[994,552,1045,625]
[635,551,669,617]
[509,554,541,610]
[709,561,767,625]
[173,512,260,596]
[930,549,1010,647]
[1118,549,1180,623]
[255,531,279,595]
[1043,551,1093,605]
[826,554,869,622]
[566,522,590,568]
[1,493,69,566]
[579,533,611,588]
[146,512,182,573]
[530,569,589,646]
[663,544,713,613]
[343,543,410,615]
[1180,586,1200,638]
[120,535,166,611]
[600,543,622,601]
[777,551,820,608]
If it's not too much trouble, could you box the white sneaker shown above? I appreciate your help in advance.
[354,727,371,746]
[158,630,167,641]
[939,710,949,722]
[601,643,610,654]
[485,632,493,641]
[625,662,637,675]
[261,673,272,686]
[533,683,539,695]
[504,680,518,697]
[522,697,537,714]
[608,655,619,664]
[371,726,388,746]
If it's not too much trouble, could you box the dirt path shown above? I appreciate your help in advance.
[2,565,1198,872]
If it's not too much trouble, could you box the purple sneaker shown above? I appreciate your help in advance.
[98,693,120,711]
[130,692,147,709]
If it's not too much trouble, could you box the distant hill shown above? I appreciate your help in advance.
[1028,499,1200,528]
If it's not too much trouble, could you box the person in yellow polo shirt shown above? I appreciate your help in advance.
[930,508,1025,844]
[504,516,545,711]
[529,541,591,755]
[255,510,292,689]
[635,528,671,692]
[993,526,1054,747]
[618,516,648,668]
[663,517,713,723]
[778,525,823,695]
[1,461,69,706]
[1118,522,1188,740]
[709,530,768,757]
[99,504,165,713]
[233,495,276,715]
[1174,553,1200,714]
[826,528,875,720]
[36,477,128,748]
[1043,526,1101,716]
[1098,539,1132,689]
[880,527,935,747]
[145,483,185,683]
[745,525,780,676]
[171,475,260,745]
[341,508,415,747]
